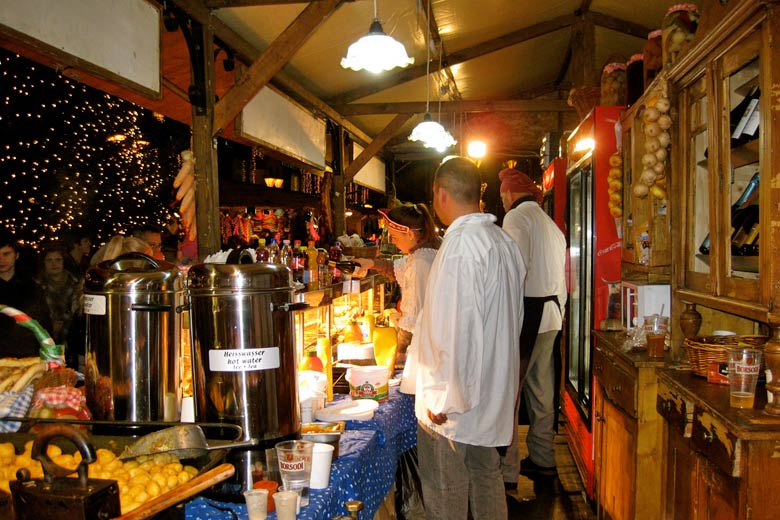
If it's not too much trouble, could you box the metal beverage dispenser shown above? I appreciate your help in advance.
[83,253,184,423]
[186,262,305,496]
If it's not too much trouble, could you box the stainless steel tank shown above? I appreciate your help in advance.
[187,261,305,495]
[83,253,184,422]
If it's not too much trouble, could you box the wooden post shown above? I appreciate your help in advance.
[570,14,597,87]
[332,127,346,238]
[190,22,221,258]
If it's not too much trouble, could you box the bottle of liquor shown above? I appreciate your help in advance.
[730,86,760,149]
[699,172,759,255]
[255,238,269,263]
[730,204,758,255]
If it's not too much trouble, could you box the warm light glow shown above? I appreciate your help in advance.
[409,114,456,152]
[264,178,275,188]
[341,19,414,73]
[345,210,354,217]
[107,133,127,142]
[574,138,595,153]
[467,140,487,159]
[273,178,284,189]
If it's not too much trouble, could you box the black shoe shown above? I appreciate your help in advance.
[519,456,556,477]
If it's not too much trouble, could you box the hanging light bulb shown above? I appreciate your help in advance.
[408,0,455,151]
[341,0,414,73]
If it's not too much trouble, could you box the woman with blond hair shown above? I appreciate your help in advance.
[90,235,153,265]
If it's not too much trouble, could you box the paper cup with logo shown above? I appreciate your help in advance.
[275,439,313,507]
[728,348,762,409]
[310,442,335,489]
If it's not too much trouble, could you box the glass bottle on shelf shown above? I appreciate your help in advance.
[698,172,759,255]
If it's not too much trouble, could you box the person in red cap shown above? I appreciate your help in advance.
[497,167,567,486]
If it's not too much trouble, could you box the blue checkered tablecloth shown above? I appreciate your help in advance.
[186,387,417,519]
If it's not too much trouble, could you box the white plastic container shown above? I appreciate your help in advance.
[346,365,390,402]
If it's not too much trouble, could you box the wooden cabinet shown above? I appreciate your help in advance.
[657,370,780,519]
[592,331,665,520]
[669,0,780,346]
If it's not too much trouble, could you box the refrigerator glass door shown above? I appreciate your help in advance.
[567,161,593,418]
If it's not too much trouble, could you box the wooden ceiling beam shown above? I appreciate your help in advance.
[206,0,333,7]
[344,113,412,184]
[328,13,578,105]
[510,81,571,100]
[420,0,461,101]
[333,99,573,116]
[213,0,342,133]
[171,0,372,144]
[587,11,654,40]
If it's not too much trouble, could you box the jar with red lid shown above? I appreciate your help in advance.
[643,29,663,87]
[626,54,644,106]
[600,62,627,106]
[662,3,699,68]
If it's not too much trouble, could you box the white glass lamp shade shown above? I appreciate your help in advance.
[341,19,414,73]
[409,114,457,152]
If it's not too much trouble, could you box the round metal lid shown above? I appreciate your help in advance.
[84,253,183,293]
[186,262,292,292]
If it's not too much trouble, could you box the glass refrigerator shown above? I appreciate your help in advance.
[562,105,624,498]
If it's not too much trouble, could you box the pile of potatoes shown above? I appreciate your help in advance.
[633,80,672,200]
[0,441,198,514]
[607,153,623,218]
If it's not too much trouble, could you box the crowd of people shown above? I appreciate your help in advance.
[0,224,175,369]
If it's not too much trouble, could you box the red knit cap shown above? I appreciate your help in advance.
[499,168,542,204]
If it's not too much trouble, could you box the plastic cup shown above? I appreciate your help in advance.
[643,314,669,335]
[274,490,300,520]
[275,440,313,507]
[728,348,762,408]
[646,334,665,358]
[244,488,269,520]
[310,442,334,489]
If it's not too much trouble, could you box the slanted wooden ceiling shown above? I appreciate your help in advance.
[1,0,698,162]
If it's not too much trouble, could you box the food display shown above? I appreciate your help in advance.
[0,441,197,514]
[0,358,46,393]
[643,29,663,87]
[633,78,672,201]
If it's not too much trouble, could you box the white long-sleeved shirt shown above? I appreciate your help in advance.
[413,212,526,447]
[394,247,438,333]
[502,200,567,333]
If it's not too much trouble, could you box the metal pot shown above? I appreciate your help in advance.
[83,253,184,422]
[187,262,306,495]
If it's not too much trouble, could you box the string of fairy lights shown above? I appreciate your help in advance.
[0,48,189,248]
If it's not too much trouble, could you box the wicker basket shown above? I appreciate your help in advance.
[684,335,768,377]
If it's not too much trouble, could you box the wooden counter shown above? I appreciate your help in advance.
[656,369,780,519]
[592,330,667,520]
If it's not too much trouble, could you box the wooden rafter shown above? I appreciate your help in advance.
[328,13,578,105]
[419,0,462,101]
[171,0,372,144]
[206,0,328,6]
[587,11,653,39]
[213,0,343,133]
[344,114,412,184]
[333,99,572,116]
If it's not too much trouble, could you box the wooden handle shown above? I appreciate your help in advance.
[113,463,235,520]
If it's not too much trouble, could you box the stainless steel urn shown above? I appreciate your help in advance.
[83,253,184,422]
[187,262,304,495]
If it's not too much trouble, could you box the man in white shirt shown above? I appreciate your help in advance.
[412,157,526,519]
[497,167,567,485]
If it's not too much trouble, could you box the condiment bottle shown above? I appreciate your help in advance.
[329,242,343,283]
[306,241,319,282]
[255,238,269,263]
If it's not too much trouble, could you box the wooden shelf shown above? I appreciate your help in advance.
[734,74,759,97]
[731,138,759,168]
[695,253,758,273]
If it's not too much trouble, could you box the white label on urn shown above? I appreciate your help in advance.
[83,294,106,315]
[209,347,280,372]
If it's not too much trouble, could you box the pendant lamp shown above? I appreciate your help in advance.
[341,0,414,73]
[408,1,455,152]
